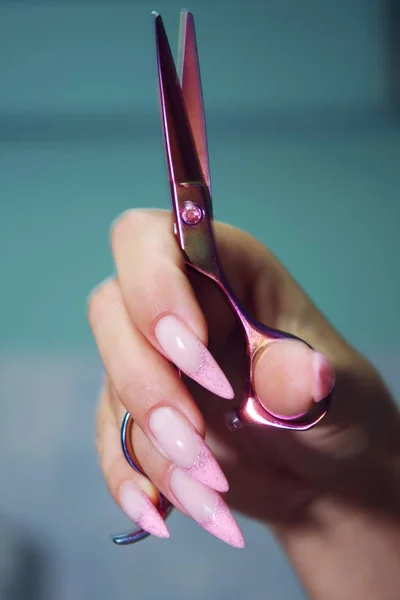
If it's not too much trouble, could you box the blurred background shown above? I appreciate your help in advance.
[0,0,399,598]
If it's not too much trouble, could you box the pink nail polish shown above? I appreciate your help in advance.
[119,481,170,538]
[149,407,229,492]
[313,352,336,402]
[154,315,234,399]
[169,469,245,548]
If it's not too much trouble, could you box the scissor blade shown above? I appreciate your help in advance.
[154,13,205,187]
[178,11,211,194]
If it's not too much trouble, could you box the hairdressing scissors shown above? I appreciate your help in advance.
[112,10,333,546]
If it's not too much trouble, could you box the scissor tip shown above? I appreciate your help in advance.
[151,11,159,18]
[180,9,193,19]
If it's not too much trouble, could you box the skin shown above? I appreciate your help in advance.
[89,209,400,598]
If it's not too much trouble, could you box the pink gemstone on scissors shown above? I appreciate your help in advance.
[181,202,203,225]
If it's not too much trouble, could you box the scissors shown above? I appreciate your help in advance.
[112,10,333,546]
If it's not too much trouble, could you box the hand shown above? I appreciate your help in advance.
[89,209,400,551]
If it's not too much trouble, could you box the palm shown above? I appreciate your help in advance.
[183,224,398,524]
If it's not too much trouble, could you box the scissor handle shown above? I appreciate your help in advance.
[230,386,333,431]
[226,316,334,431]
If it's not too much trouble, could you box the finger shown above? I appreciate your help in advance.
[96,383,169,538]
[89,278,229,492]
[110,209,233,399]
[253,340,336,418]
[131,425,245,549]
[106,380,245,548]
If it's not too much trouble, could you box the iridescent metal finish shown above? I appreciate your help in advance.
[178,11,212,195]
[116,9,333,545]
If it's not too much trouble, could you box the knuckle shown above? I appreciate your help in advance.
[95,413,120,484]
[95,390,108,438]
[87,277,119,328]
[101,454,121,489]
[115,375,138,411]
[95,429,105,459]
[110,209,153,250]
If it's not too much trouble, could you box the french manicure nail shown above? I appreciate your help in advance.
[313,352,336,402]
[155,315,234,399]
[149,407,229,492]
[119,481,170,538]
[169,469,245,548]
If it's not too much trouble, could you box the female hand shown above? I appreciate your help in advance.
[89,209,400,552]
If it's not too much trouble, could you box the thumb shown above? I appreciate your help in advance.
[253,340,335,419]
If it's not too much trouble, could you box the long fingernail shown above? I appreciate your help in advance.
[119,481,170,538]
[149,407,229,492]
[154,315,234,399]
[313,352,336,402]
[169,469,245,548]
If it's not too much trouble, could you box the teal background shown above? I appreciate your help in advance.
[1,0,399,353]
[0,1,399,599]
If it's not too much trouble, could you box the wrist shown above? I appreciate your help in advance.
[276,492,400,600]
[276,354,400,599]
[275,442,400,600]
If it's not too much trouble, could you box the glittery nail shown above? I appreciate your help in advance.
[119,481,170,538]
[155,315,234,399]
[170,469,245,548]
[149,407,229,492]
